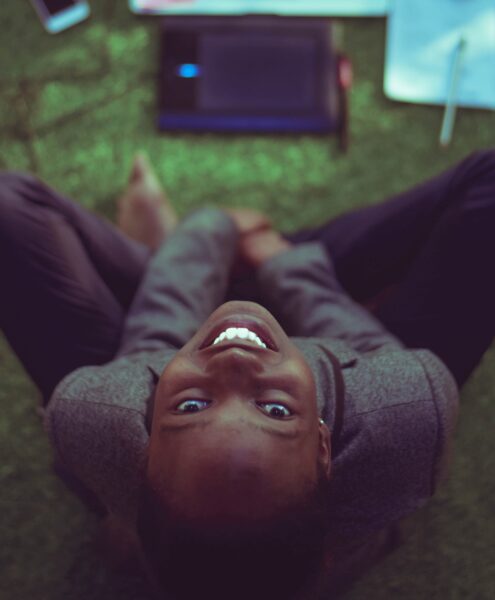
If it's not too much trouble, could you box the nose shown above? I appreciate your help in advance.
[205,346,264,378]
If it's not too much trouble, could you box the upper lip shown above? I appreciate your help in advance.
[205,339,268,353]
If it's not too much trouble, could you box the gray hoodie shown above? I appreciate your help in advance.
[45,207,459,586]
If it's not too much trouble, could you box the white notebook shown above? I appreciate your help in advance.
[129,0,390,17]
[384,0,495,109]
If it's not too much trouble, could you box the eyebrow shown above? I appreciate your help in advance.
[159,419,300,440]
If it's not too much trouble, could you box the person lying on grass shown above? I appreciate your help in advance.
[4,150,494,598]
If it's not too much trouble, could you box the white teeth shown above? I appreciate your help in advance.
[212,327,267,348]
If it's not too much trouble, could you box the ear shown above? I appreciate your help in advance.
[317,420,332,478]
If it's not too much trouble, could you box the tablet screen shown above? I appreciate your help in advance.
[158,17,339,133]
[198,33,318,112]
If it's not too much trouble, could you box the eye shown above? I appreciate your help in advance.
[258,403,292,419]
[175,399,210,413]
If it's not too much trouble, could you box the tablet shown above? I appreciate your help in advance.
[158,16,342,134]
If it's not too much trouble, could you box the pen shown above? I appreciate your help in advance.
[337,54,352,153]
[439,37,467,147]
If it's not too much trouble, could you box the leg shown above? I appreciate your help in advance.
[226,153,471,305]
[374,152,495,387]
[0,172,149,402]
[281,152,491,302]
[282,150,495,387]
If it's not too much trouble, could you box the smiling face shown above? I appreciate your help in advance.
[147,300,331,526]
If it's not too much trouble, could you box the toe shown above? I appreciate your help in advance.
[129,152,151,183]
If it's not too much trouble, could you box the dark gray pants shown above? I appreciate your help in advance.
[283,149,495,389]
[1,150,495,401]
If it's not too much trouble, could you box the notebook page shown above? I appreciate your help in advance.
[384,0,495,109]
[130,0,390,17]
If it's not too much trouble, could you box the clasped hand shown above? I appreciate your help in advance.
[117,155,292,267]
[221,207,292,277]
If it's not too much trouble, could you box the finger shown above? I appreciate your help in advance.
[240,221,274,236]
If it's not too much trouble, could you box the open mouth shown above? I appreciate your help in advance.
[200,319,277,351]
[211,327,268,349]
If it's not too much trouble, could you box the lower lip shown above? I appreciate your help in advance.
[200,317,278,351]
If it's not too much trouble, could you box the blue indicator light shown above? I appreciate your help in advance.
[177,64,201,78]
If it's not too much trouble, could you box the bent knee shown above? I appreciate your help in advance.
[0,171,40,192]
[461,149,495,184]
[469,148,495,165]
[451,149,495,211]
[0,172,49,237]
[0,171,45,216]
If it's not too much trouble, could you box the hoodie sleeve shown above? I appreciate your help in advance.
[44,353,160,522]
[116,207,239,357]
[256,241,403,353]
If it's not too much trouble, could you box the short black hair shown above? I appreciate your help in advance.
[136,467,332,600]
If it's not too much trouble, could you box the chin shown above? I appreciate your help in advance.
[218,299,266,312]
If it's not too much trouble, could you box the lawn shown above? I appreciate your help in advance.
[0,2,494,599]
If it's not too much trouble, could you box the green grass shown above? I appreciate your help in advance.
[1,2,495,599]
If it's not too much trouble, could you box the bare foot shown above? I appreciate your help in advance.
[117,153,178,251]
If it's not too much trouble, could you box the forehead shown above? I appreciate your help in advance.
[150,416,318,496]
[158,417,302,440]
